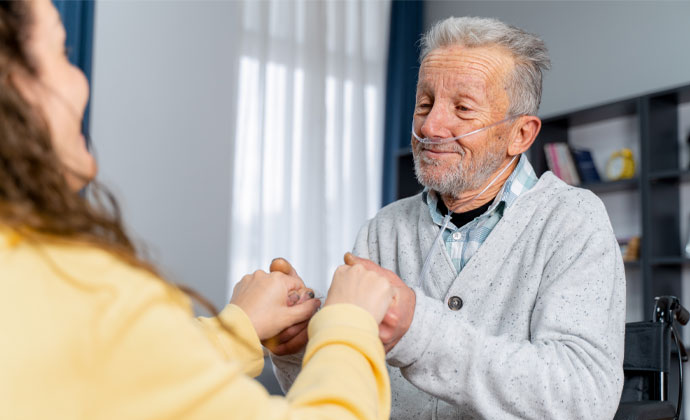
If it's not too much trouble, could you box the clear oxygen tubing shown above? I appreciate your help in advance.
[411,114,519,145]
[416,154,518,289]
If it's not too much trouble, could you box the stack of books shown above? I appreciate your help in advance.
[543,143,601,185]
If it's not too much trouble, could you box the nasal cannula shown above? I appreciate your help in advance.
[412,115,519,145]
[411,116,520,289]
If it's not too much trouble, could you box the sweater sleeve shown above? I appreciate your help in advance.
[195,304,265,377]
[269,347,305,393]
[94,281,390,420]
[385,226,625,419]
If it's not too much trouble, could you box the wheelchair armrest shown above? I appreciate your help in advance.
[614,401,676,420]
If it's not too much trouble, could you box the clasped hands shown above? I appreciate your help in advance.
[230,253,415,355]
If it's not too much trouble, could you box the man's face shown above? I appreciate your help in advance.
[412,45,515,197]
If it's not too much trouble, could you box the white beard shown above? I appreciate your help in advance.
[412,142,507,198]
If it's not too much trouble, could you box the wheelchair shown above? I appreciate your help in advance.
[614,296,690,420]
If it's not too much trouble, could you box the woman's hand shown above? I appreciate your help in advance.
[325,257,396,324]
[343,253,416,353]
[230,270,321,340]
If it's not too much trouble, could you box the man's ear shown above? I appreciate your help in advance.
[508,115,541,156]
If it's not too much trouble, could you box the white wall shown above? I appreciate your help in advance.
[424,0,690,118]
[90,1,242,309]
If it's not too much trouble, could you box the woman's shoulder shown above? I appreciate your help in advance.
[0,229,193,355]
[1,228,187,309]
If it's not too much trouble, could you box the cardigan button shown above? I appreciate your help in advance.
[448,296,463,311]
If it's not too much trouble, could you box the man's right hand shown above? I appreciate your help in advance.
[262,258,320,356]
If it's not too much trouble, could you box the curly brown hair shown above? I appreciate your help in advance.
[0,2,142,257]
[0,1,230,323]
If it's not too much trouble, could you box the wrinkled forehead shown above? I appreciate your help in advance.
[417,45,514,100]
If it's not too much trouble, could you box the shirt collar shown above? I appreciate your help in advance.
[422,154,538,227]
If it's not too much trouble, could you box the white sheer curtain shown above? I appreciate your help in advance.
[228,0,391,297]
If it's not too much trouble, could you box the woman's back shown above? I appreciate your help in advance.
[0,229,261,419]
[0,229,392,420]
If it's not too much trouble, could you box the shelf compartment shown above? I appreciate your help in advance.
[649,256,690,266]
[580,178,638,193]
[541,98,638,127]
[624,260,641,268]
[648,169,690,182]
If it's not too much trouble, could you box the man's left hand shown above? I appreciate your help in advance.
[261,258,319,356]
[344,253,416,353]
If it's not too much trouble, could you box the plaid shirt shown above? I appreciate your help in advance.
[423,154,538,274]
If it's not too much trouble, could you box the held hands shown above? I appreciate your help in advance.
[263,256,399,354]
[261,258,319,355]
[325,258,396,325]
[344,253,416,353]
[230,260,320,342]
[231,254,409,355]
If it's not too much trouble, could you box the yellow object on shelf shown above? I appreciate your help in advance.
[605,148,635,181]
[623,236,640,262]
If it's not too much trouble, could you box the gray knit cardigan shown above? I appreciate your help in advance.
[272,172,625,420]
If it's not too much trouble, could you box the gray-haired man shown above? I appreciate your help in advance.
[271,16,625,419]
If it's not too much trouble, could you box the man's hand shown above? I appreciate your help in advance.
[344,253,416,353]
[230,270,319,340]
[262,258,319,356]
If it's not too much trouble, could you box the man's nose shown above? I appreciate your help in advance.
[420,103,454,139]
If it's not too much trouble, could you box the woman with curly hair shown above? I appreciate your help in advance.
[0,1,394,419]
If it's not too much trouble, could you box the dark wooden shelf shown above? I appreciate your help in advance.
[580,178,638,193]
[624,260,641,268]
[648,169,690,182]
[649,256,690,266]
[541,98,638,127]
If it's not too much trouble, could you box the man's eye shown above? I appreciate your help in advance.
[457,105,470,112]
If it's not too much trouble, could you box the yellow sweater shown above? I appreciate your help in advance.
[0,230,390,420]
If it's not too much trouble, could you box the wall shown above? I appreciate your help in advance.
[90,1,242,309]
[90,0,289,394]
[424,0,690,118]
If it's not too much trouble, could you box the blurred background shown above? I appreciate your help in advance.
[56,0,690,406]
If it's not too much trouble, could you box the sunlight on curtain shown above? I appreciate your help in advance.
[229,0,391,296]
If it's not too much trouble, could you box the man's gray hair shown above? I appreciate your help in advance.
[420,16,551,116]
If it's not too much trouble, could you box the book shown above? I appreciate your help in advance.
[543,143,562,179]
[571,148,601,184]
[543,143,578,185]
[554,143,580,185]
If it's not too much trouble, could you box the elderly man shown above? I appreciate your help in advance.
[270,16,625,419]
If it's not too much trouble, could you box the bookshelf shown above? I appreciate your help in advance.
[392,83,690,322]
[533,83,690,321]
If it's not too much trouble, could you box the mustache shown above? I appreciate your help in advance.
[415,142,464,154]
